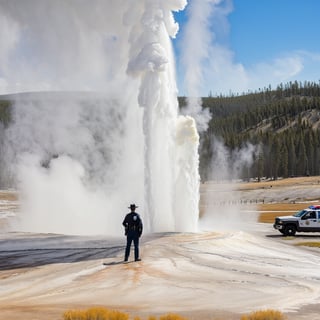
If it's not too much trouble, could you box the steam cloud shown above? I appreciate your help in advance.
[178,0,226,132]
[199,138,259,231]
[0,0,200,235]
[174,0,259,231]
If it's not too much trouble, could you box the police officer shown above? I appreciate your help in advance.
[122,204,143,262]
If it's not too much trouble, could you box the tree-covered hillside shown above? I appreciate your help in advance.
[186,81,320,181]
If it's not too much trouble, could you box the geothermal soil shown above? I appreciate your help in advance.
[1,177,320,320]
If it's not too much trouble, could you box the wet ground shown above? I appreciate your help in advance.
[1,181,320,320]
[1,226,320,320]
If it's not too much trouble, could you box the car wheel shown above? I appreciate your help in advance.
[284,225,296,236]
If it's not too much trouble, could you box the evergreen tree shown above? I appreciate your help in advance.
[257,148,264,182]
[271,136,281,180]
[288,135,296,177]
[280,142,289,178]
[296,134,307,176]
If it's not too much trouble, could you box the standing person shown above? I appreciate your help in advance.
[122,204,143,262]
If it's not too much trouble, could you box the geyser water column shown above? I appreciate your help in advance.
[126,0,199,232]
[0,0,199,234]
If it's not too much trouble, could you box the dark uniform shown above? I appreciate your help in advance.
[122,204,143,262]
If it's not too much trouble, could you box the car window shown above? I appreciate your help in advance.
[309,211,316,219]
[294,210,307,217]
[301,211,316,219]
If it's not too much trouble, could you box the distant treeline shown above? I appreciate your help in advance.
[179,81,320,181]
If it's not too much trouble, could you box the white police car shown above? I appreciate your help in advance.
[273,205,320,236]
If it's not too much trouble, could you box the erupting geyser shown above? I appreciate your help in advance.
[0,0,199,235]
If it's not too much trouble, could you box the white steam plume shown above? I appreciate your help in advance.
[178,0,222,132]
[0,0,200,235]
[199,138,259,231]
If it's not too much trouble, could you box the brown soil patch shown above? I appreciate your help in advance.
[258,203,311,223]
[238,176,320,190]
[0,190,18,201]
[0,305,62,320]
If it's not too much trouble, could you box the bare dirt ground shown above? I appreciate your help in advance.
[1,177,320,320]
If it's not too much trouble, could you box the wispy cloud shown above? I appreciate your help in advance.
[189,43,320,96]
[176,0,320,96]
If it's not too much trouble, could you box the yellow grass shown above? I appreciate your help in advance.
[295,242,320,248]
[63,307,287,320]
[240,309,286,320]
[63,307,129,320]
[257,203,308,223]
[63,308,190,320]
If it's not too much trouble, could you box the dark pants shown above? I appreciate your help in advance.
[124,230,139,261]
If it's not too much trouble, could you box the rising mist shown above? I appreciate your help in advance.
[0,0,200,235]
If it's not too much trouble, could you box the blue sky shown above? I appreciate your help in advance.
[173,0,320,97]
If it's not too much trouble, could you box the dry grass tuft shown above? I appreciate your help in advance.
[281,236,295,240]
[295,242,320,248]
[63,308,189,320]
[240,309,286,320]
[63,307,129,320]
[63,307,287,320]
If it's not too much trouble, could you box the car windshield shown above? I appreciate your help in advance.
[293,210,308,217]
